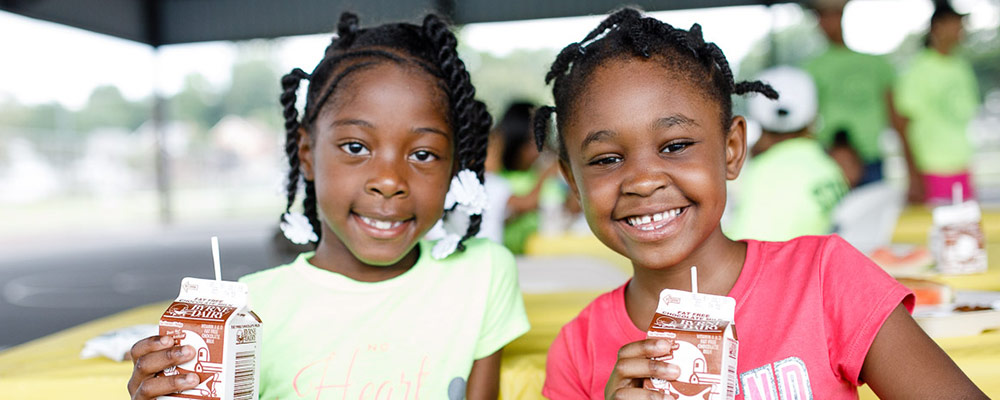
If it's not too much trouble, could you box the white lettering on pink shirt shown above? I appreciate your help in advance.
[774,357,812,400]
[741,364,779,400]
[740,357,813,400]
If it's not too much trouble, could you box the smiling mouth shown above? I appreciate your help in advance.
[623,207,688,231]
[357,215,407,230]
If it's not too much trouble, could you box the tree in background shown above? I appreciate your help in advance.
[458,40,555,119]
[169,73,223,133]
[75,85,149,133]
[0,99,71,133]
[221,43,281,128]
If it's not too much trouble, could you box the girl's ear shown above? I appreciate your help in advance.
[297,127,315,180]
[725,116,748,180]
[558,159,581,201]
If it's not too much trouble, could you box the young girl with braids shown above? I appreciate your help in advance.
[127,13,528,400]
[536,8,984,400]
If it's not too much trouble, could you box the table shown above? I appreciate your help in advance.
[2,207,997,399]
[0,301,163,399]
[0,292,604,400]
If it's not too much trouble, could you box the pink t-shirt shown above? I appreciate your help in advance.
[543,235,913,400]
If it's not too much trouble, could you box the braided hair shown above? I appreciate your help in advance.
[279,12,492,251]
[533,8,779,158]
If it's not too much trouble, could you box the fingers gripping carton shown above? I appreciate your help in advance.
[646,287,738,400]
[157,277,261,400]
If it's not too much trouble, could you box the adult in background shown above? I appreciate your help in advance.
[894,0,980,205]
[804,0,921,197]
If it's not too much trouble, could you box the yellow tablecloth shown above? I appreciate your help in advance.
[0,302,165,399]
[2,206,997,399]
[0,291,602,400]
[3,288,997,399]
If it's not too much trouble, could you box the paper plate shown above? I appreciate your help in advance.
[913,291,1000,338]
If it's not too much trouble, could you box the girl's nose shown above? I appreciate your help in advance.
[365,159,409,199]
[621,163,670,197]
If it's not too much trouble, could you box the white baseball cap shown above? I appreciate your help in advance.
[746,66,818,134]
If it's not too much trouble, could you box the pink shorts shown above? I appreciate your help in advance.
[923,171,975,205]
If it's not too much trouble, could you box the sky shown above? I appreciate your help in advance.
[0,0,995,110]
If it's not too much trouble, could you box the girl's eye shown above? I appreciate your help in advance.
[409,150,438,162]
[662,141,693,153]
[589,155,622,166]
[339,142,369,155]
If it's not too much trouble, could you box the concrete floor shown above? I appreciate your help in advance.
[0,220,292,350]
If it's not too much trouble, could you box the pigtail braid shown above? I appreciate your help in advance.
[532,106,555,152]
[336,12,360,49]
[302,180,322,241]
[735,81,779,99]
[546,8,644,85]
[279,68,311,215]
[545,43,584,84]
[626,22,651,58]
[582,7,642,44]
[422,14,492,248]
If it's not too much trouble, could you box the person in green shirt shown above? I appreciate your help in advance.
[894,1,980,205]
[728,66,848,241]
[485,102,565,254]
[804,0,922,198]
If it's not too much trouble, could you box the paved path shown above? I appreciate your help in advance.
[0,219,294,350]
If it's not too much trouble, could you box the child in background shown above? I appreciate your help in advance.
[727,66,848,242]
[490,102,562,253]
[127,13,529,400]
[534,9,984,399]
[828,130,864,189]
[434,101,558,246]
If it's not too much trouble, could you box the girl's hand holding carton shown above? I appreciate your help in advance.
[606,268,738,400]
[129,238,261,400]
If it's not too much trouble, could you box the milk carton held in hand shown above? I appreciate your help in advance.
[156,237,261,400]
[646,267,738,400]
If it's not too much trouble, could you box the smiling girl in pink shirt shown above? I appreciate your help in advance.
[535,8,984,400]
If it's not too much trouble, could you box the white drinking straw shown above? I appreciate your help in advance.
[211,236,221,281]
[952,182,962,205]
[690,266,698,294]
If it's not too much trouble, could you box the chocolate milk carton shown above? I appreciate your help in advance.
[157,277,261,400]
[646,288,738,400]
[930,200,987,275]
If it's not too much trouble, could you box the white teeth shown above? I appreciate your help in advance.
[626,208,684,228]
[359,216,402,230]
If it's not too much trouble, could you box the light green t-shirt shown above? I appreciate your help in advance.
[239,238,530,399]
[804,46,896,163]
[500,170,564,254]
[727,137,848,241]
[894,49,980,174]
